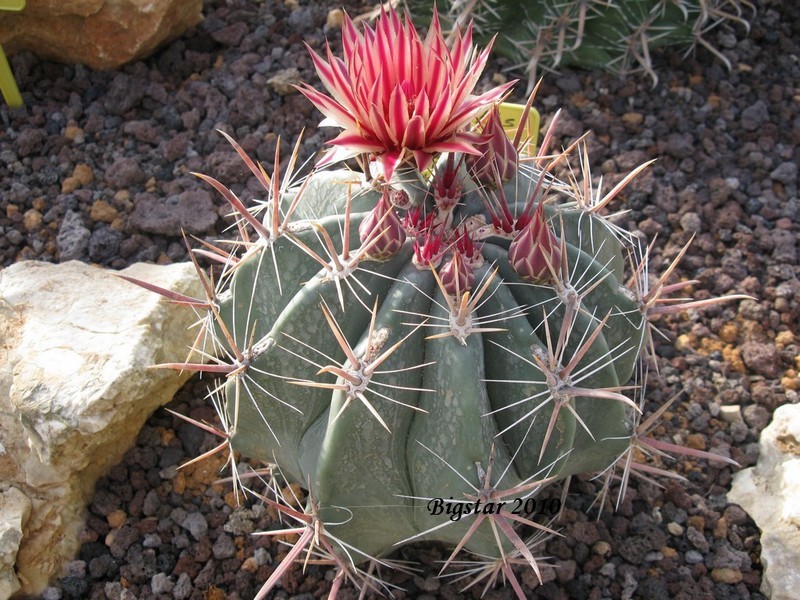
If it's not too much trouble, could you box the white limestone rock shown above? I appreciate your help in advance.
[0,487,31,599]
[728,403,800,600]
[0,260,203,596]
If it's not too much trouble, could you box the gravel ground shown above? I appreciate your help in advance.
[2,0,798,598]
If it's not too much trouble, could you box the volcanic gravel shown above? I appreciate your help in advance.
[2,0,798,598]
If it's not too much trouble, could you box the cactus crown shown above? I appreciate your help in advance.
[143,7,747,598]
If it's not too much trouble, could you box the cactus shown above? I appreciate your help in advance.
[406,0,755,87]
[136,7,748,598]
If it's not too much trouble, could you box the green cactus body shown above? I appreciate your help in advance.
[142,8,747,597]
[209,163,646,565]
[408,0,752,85]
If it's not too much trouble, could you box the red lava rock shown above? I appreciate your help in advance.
[741,341,783,378]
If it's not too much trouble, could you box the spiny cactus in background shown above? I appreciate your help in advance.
[406,0,755,86]
[131,7,748,598]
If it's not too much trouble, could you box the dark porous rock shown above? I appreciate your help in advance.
[104,157,148,189]
[57,575,89,599]
[130,190,217,235]
[16,128,48,157]
[740,100,769,132]
[618,525,668,565]
[204,150,252,183]
[707,543,750,570]
[106,526,142,560]
[150,572,174,595]
[771,228,797,263]
[770,160,798,185]
[172,572,193,600]
[103,73,146,116]
[211,21,250,46]
[638,576,671,600]
[88,226,122,264]
[162,131,192,163]
[687,526,711,553]
[741,341,782,378]
[212,533,237,560]
[122,120,161,145]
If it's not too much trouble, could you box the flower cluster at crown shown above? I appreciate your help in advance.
[298,6,559,291]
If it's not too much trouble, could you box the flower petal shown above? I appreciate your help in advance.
[299,5,513,174]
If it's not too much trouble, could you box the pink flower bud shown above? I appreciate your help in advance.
[507,202,560,281]
[433,154,462,212]
[403,206,434,236]
[412,230,444,268]
[439,251,475,297]
[454,227,482,267]
[465,107,519,187]
[358,192,407,260]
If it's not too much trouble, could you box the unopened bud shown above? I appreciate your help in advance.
[439,252,475,297]
[359,192,407,260]
[403,206,433,236]
[465,107,518,187]
[412,231,444,269]
[507,202,560,281]
[433,154,462,212]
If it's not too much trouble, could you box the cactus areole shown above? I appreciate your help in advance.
[153,7,742,598]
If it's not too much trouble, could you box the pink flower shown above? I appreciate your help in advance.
[297,7,513,181]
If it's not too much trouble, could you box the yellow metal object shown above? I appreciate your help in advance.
[0,0,25,108]
[497,102,540,156]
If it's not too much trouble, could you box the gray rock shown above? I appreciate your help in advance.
[224,508,255,535]
[172,572,193,599]
[181,511,208,541]
[771,228,797,263]
[40,587,63,600]
[686,526,710,552]
[708,544,750,570]
[6,229,23,246]
[150,572,174,595]
[56,210,91,261]
[685,550,704,564]
[770,161,798,185]
[740,100,769,131]
[743,404,770,430]
[679,211,703,233]
[212,533,236,560]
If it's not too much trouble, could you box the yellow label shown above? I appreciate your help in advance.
[0,0,25,11]
[0,1,25,107]
[0,49,23,107]
[497,102,540,156]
